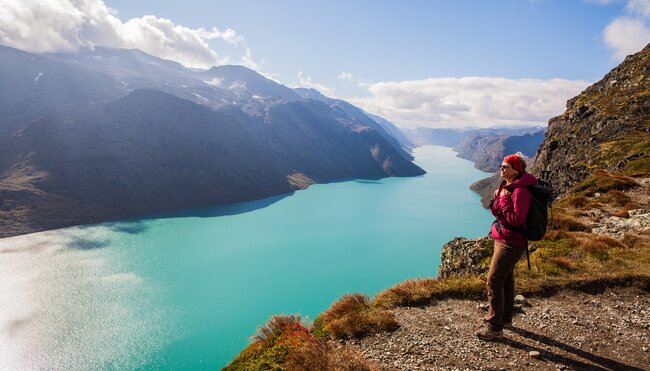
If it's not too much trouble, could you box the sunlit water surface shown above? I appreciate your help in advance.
[0,145,491,369]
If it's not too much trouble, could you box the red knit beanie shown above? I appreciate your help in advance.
[503,154,525,174]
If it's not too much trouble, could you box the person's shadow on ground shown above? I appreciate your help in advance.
[494,327,644,371]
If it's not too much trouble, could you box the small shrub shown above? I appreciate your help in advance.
[225,315,314,371]
[313,294,398,340]
[252,315,310,342]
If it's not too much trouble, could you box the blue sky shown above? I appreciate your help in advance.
[1,0,649,128]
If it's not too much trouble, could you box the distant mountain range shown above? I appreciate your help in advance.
[405,126,546,172]
[0,45,424,238]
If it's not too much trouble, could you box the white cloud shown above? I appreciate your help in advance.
[297,71,336,96]
[349,77,590,129]
[0,0,257,69]
[591,0,650,61]
[604,17,650,59]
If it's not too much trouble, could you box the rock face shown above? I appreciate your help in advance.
[531,43,650,196]
[438,237,493,278]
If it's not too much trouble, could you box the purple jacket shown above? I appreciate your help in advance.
[489,173,538,248]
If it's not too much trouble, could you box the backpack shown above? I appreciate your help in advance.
[493,180,554,268]
[519,181,554,240]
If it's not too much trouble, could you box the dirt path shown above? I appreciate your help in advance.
[344,286,650,370]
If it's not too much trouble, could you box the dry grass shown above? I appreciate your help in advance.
[313,294,398,340]
[622,232,650,249]
[566,195,590,208]
[285,342,380,371]
[544,229,572,241]
[550,214,591,232]
[572,170,639,196]
[375,276,485,308]
[549,256,577,271]
[374,278,437,307]
[252,315,309,342]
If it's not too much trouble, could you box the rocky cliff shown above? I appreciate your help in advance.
[531,43,650,196]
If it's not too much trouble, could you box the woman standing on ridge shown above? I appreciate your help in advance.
[476,153,538,340]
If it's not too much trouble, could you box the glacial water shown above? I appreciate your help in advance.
[0,145,491,369]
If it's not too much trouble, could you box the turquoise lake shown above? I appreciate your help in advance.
[0,145,491,369]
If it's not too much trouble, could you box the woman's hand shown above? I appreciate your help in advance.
[499,188,511,197]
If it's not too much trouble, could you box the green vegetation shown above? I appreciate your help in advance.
[224,314,379,370]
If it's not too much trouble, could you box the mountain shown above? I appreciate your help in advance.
[531,43,650,196]
[405,126,545,172]
[453,127,545,172]
[198,65,300,100]
[0,45,424,238]
[294,88,415,160]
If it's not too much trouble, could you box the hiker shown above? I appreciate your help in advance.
[476,153,538,340]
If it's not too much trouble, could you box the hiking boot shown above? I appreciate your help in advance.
[475,328,503,340]
[503,322,513,330]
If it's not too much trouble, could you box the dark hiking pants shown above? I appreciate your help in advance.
[485,240,525,331]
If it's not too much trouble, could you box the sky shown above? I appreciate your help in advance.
[0,0,649,128]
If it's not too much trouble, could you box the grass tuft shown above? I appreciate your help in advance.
[225,315,314,371]
[312,294,398,340]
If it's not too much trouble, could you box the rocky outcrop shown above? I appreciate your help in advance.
[531,43,650,196]
[591,208,650,239]
[438,237,493,278]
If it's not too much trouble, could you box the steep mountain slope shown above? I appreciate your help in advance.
[294,88,415,159]
[0,45,424,237]
[531,43,650,196]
